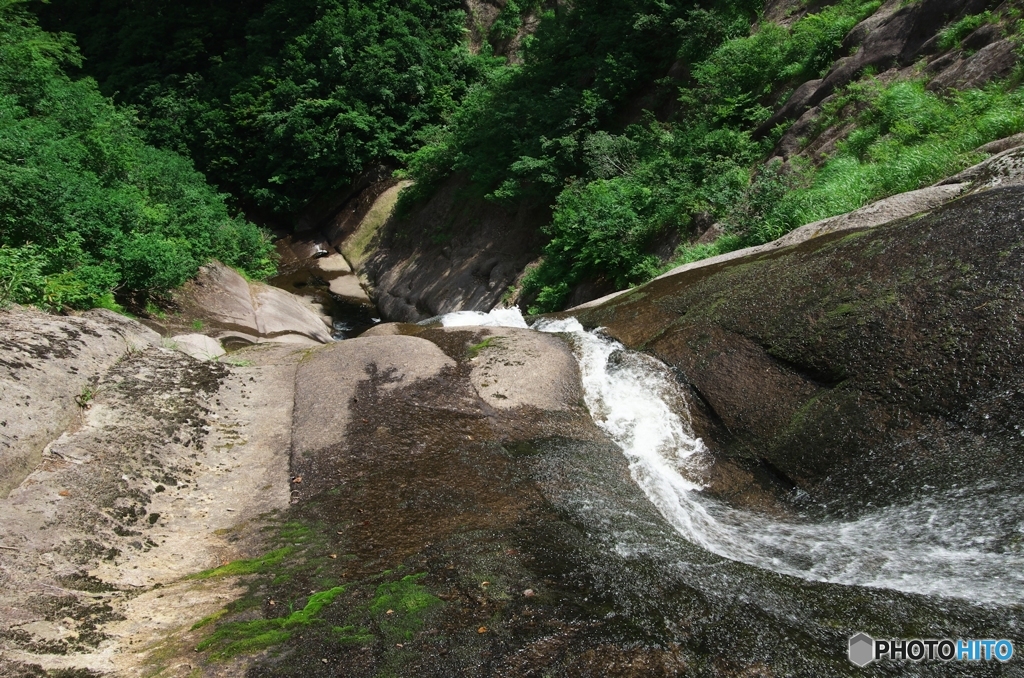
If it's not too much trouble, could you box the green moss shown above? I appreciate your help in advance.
[369,574,443,642]
[188,547,293,580]
[333,624,374,644]
[196,586,346,660]
[191,609,229,631]
[467,336,499,359]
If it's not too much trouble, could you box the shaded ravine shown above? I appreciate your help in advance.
[442,309,1024,606]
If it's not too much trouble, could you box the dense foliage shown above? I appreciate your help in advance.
[0,0,274,310]
[38,0,490,214]
[403,0,1022,312]
[402,0,890,310]
[27,0,1024,314]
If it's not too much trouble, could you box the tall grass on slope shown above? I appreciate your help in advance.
[723,79,1024,248]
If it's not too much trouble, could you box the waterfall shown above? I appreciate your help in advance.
[441,309,1024,605]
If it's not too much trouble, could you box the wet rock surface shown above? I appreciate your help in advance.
[576,186,1024,518]
[1,302,1020,676]
[209,324,1016,677]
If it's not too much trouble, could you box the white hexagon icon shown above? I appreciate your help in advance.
[849,633,875,667]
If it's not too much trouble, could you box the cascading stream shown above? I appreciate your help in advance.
[441,309,1024,605]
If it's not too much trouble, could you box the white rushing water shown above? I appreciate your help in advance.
[441,308,1024,604]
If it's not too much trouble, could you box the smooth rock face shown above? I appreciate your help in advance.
[169,333,226,362]
[0,307,159,497]
[359,176,547,322]
[184,260,258,334]
[0,340,300,675]
[576,186,1024,516]
[252,285,333,342]
[327,273,370,305]
[314,253,352,274]
[291,335,457,493]
[461,327,581,411]
[177,261,332,344]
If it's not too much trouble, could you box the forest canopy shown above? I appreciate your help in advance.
[0,0,275,310]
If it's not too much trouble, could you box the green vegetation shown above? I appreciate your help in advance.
[38,0,492,215]
[938,11,993,49]
[368,573,442,642]
[196,586,346,659]
[719,79,1024,247]
[189,547,294,580]
[0,0,275,311]
[402,0,890,310]
[20,0,1024,315]
[467,336,499,358]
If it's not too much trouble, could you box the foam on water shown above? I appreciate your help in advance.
[439,307,530,329]
[440,309,1024,604]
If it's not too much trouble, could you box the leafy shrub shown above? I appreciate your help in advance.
[0,2,275,309]
[522,178,662,312]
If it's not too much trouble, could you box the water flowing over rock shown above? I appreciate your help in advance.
[576,185,1024,520]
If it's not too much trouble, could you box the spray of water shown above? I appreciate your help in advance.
[441,309,1024,604]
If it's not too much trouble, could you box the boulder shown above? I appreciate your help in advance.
[936,144,1024,191]
[0,306,159,497]
[459,327,581,412]
[177,261,332,344]
[314,253,352,274]
[927,39,1019,91]
[252,285,332,342]
[182,261,257,335]
[291,335,457,495]
[168,333,226,362]
[976,132,1024,155]
[576,186,1024,516]
[327,273,372,305]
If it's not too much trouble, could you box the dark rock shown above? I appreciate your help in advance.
[960,21,1002,51]
[577,187,1024,517]
[361,175,548,322]
[927,39,1019,91]
[756,0,992,137]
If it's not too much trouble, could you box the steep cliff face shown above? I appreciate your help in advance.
[358,176,550,321]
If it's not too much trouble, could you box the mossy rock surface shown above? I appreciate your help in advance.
[577,186,1024,516]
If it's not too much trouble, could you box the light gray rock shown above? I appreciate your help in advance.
[314,253,352,274]
[359,322,419,337]
[252,285,333,343]
[0,306,159,497]
[327,273,372,305]
[459,327,581,411]
[976,132,1024,155]
[936,145,1024,192]
[180,262,333,344]
[185,261,259,336]
[169,333,226,362]
[0,340,300,674]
